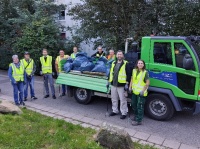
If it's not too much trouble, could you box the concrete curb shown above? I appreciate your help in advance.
[0,94,199,149]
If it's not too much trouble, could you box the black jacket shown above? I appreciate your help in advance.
[91,51,106,57]
[109,60,131,87]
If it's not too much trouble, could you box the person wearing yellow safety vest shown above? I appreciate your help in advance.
[55,50,69,96]
[91,46,106,58]
[40,49,56,99]
[70,46,79,59]
[21,52,37,101]
[107,50,131,120]
[107,49,116,61]
[129,60,150,126]
[8,55,26,106]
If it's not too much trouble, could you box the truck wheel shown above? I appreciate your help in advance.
[74,88,92,104]
[145,94,175,121]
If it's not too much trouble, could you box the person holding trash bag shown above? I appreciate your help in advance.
[70,46,79,59]
[107,50,131,119]
[40,49,56,99]
[8,55,26,106]
[21,51,37,101]
[129,60,150,126]
[55,50,69,96]
[91,46,106,58]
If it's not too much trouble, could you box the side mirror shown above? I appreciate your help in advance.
[183,54,194,70]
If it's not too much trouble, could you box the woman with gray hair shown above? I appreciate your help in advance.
[8,55,26,106]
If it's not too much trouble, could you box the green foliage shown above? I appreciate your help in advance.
[68,0,200,50]
[0,0,69,71]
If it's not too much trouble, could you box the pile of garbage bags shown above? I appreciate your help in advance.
[63,52,113,77]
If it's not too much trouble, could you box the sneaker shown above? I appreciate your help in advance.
[120,115,127,119]
[24,98,27,101]
[31,96,38,100]
[52,95,56,99]
[44,95,49,98]
[109,112,117,116]
[132,121,142,126]
[61,93,66,96]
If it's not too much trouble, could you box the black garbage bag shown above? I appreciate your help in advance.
[91,61,107,73]
[80,61,95,72]
[72,52,89,67]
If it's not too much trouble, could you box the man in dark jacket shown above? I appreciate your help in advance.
[108,50,131,119]
[91,46,106,58]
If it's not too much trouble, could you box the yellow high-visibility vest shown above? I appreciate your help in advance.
[109,60,127,83]
[56,55,68,72]
[40,55,52,74]
[70,52,78,59]
[11,63,24,82]
[20,59,34,75]
[132,69,148,96]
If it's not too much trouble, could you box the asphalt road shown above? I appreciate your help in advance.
[1,70,200,147]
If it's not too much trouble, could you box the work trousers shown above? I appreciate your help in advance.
[111,86,128,115]
[131,94,146,122]
[43,74,55,96]
[61,85,66,94]
[24,76,35,98]
[12,81,24,105]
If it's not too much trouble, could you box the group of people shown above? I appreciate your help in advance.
[8,47,79,107]
[108,50,150,126]
[8,45,150,125]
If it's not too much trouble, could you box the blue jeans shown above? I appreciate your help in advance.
[44,74,55,96]
[24,76,35,98]
[62,85,66,94]
[12,82,24,104]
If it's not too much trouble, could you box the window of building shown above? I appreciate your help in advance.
[153,42,172,65]
[61,33,66,39]
[59,10,65,20]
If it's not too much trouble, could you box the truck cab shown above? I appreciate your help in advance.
[141,36,200,120]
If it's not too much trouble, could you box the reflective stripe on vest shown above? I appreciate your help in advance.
[40,56,52,74]
[109,60,127,83]
[56,55,67,72]
[11,63,24,82]
[132,69,148,96]
[21,59,34,75]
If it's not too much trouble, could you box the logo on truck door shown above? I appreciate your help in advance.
[149,71,178,86]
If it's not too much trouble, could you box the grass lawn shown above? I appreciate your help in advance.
[0,109,156,149]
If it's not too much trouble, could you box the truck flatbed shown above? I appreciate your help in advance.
[56,71,108,93]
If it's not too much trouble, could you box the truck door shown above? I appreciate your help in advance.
[149,40,198,100]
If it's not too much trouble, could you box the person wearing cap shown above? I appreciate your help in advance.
[55,50,69,96]
[91,46,106,58]
[40,48,56,99]
[20,52,37,101]
[70,46,79,59]
[8,55,26,106]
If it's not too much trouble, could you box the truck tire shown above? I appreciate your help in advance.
[74,88,92,104]
[145,94,175,121]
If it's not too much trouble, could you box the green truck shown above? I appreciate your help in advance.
[56,36,200,121]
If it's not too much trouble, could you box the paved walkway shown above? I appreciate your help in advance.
[0,94,198,149]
